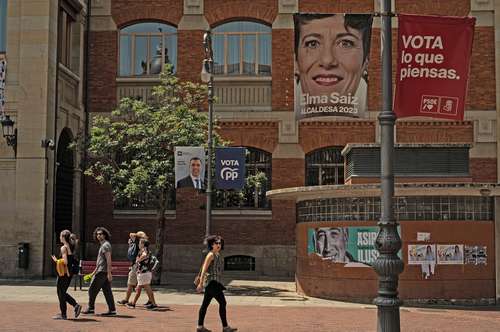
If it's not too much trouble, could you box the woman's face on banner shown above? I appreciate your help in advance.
[297,15,366,97]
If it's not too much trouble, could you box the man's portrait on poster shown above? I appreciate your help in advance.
[177,157,205,189]
[294,13,373,119]
[312,227,355,263]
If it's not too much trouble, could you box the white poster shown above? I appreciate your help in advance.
[437,244,464,265]
[408,244,436,265]
[174,146,205,189]
[464,245,487,266]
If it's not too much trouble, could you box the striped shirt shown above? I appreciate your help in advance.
[206,253,223,285]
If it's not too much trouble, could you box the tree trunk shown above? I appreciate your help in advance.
[153,199,166,285]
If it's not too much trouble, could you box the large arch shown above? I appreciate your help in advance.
[54,128,75,244]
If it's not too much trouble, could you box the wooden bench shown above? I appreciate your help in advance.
[74,260,131,290]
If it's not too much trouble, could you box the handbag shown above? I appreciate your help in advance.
[55,258,68,277]
[194,266,207,287]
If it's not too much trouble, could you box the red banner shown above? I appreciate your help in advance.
[394,14,475,120]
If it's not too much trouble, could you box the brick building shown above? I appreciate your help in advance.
[1,0,500,302]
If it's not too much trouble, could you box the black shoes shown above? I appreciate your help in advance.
[52,314,67,320]
[100,311,117,316]
[126,302,136,309]
[82,308,95,315]
[74,304,82,318]
[117,299,128,306]
[145,303,158,310]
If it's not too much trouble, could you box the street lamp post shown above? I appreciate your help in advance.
[373,1,404,331]
[201,30,214,238]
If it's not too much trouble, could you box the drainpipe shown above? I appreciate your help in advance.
[81,0,91,259]
[43,0,61,279]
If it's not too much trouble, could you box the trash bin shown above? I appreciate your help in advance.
[18,242,29,269]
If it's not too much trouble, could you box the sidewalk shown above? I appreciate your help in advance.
[1,277,499,331]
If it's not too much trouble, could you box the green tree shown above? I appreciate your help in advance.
[83,66,225,282]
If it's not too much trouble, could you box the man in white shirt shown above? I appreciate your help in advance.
[177,157,204,189]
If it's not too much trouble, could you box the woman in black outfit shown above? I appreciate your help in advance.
[51,229,82,320]
[196,235,237,332]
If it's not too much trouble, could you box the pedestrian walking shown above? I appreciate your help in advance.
[51,230,82,320]
[126,238,158,309]
[196,235,237,332]
[117,231,155,307]
[82,227,116,316]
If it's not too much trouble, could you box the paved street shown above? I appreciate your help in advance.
[1,278,499,332]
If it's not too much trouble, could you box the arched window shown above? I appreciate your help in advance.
[214,147,272,209]
[119,22,177,76]
[212,21,271,76]
[305,147,344,186]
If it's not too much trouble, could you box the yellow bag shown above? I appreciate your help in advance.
[55,258,68,277]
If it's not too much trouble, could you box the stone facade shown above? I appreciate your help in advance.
[0,0,87,277]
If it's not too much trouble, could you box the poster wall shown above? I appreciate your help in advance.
[394,14,475,120]
[293,13,373,120]
[174,146,205,189]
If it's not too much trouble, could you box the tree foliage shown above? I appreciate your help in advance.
[85,65,225,208]
[82,66,227,282]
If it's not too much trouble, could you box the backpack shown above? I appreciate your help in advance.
[127,241,139,262]
[69,256,80,275]
[148,254,160,273]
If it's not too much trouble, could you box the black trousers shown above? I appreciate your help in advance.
[198,281,227,327]
[88,272,116,311]
[56,275,77,317]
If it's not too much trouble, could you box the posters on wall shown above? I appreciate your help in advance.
[437,244,464,265]
[394,14,475,120]
[293,13,373,120]
[464,245,487,266]
[174,147,205,189]
[408,244,436,279]
[307,226,401,266]
[408,244,436,265]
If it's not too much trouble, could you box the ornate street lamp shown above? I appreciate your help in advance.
[201,30,214,238]
[373,1,404,331]
[1,114,17,155]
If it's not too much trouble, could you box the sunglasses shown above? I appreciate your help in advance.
[214,241,221,245]
[97,232,103,236]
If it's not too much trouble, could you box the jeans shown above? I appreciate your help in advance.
[57,275,77,317]
[88,271,116,311]
[198,281,227,327]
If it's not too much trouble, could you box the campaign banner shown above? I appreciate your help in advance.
[0,56,5,114]
[174,147,205,189]
[215,147,246,190]
[308,226,401,265]
[394,14,475,120]
[293,13,373,120]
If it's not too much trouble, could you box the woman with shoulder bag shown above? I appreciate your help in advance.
[51,230,82,320]
[126,238,158,309]
[196,235,237,332]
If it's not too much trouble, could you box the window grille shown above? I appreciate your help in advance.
[305,147,344,186]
